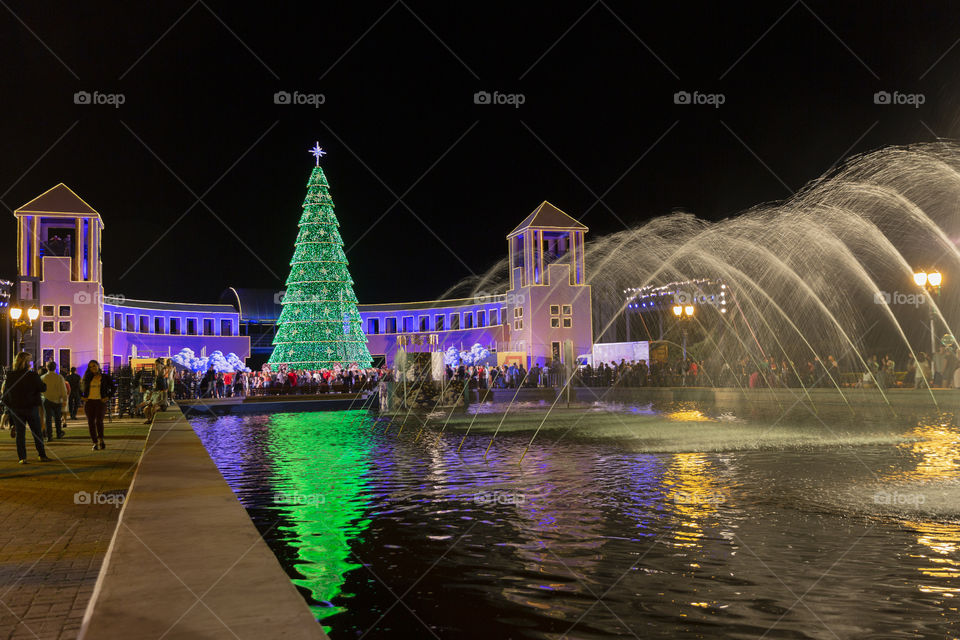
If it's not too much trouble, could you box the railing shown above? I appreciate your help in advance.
[246,380,378,396]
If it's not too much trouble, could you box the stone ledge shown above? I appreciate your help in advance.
[79,404,327,640]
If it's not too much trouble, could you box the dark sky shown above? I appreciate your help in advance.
[2,1,959,304]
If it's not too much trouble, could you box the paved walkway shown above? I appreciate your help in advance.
[79,405,327,640]
[0,412,150,640]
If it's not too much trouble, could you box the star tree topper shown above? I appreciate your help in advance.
[309,141,326,166]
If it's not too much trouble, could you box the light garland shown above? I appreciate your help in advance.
[267,157,372,370]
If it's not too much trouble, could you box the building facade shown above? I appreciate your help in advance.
[12,184,250,374]
[228,201,595,369]
[11,186,592,373]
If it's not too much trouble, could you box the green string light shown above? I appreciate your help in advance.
[267,163,373,371]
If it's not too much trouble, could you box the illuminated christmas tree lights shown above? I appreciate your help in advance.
[267,145,372,370]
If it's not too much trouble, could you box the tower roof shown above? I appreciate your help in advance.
[15,183,102,225]
[508,201,587,237]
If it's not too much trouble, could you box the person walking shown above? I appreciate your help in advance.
[65,366,81,420]
[41,361,68,440]
[1,352,50,464]
[915,352,932,389]
[81,360,114,451]
[166,359,176,402]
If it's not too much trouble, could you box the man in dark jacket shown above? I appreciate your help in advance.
[1,353,50,464]
[65,366,81,420]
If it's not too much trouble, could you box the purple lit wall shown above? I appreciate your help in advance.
[358,299,507,365]
[102,299,250,368]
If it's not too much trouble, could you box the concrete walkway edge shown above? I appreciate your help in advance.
[78,404,327,639]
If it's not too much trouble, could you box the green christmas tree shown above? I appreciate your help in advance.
[268,145,372,371]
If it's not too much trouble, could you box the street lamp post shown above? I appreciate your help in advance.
[672,304,695,361]
[914,270,943,359]
[8,306,39,361]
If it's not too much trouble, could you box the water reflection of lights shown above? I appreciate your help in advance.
[896,414,960,481]
[889,415,960,600]
[904,520,960,598]
[662,453,725,549]
[664,409,712,422]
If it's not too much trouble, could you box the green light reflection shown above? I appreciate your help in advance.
[265,410,374,629]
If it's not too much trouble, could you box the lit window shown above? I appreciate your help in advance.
[42,305,54,316]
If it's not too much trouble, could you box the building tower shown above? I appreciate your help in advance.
[14,184,104,372]
[503,201,592,368]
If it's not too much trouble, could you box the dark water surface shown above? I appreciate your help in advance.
[191,404,960,639]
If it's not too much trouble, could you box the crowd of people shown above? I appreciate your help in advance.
[165,363,388,400]
[0,352,115,464]
[438,348,960,391]
[4,342,960,464]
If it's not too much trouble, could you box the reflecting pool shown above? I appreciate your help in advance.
[192,404,960,638]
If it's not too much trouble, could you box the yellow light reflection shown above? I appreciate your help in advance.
[888,415,960,599]
[662,453,725,550]
[903,520,960,597]
[664,410,713,422]
[895,414,960,482]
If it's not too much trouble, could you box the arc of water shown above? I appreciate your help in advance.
[622,217,899,411]
[437,381,493,447]
[711,246,850,408]
[829,181,960,352]
[413,365,457,443]
[799,206,942,407]
[481,368,531,461]
[392,356,435,436]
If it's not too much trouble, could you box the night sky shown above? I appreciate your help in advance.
[2,2,958,304]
